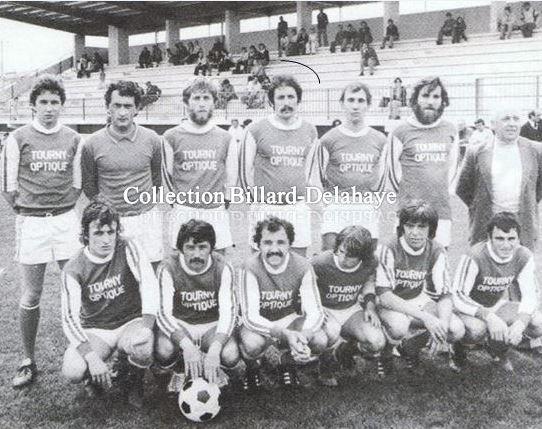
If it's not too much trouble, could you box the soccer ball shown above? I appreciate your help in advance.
[178,377,221,422]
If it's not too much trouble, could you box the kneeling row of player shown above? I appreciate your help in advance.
[60,198,542,405]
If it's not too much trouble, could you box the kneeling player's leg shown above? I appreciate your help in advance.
[457,314,487,344]
[287,316,331,355]
[154,329,179,368]
[420,300,465,343]
[239,325,269,361]
[118,319,154,368]
[379,308,410,343]
[526,310,542,339]
[342,310,386,355]
[201,327,241,368]
[62,333,112,383]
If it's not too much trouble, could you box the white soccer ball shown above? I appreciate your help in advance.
[178,377,221,422]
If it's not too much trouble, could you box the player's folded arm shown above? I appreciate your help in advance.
[213,263,237,346]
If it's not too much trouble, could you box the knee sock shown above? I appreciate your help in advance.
[402,331,430,357]
[20,304,40,362]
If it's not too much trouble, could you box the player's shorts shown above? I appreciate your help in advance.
[174,319,218,345]
[121,206,163,262]
[82,317,143,349]
[320,203,380,238]
[248,201,311,248]
[15,208,81,265]
[378,292,434,322]
[325,305,363,327]
[169,204,233,250]
[241,313,300,336]
[394,216,451,247]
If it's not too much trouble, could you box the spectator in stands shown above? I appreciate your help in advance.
[520,2,539,38]
[258,43,270,66]
[469,118,494,146]
[242,75,265,109]
[97,69,106,90]
[228,119,244,149]
[330,24,346,53]
[140,81,162,109]
[185,42,198,64]
[77,54,91,78]
[354,21,373,51]
[277,16,289,57]
[151,44,163,67]
[211,38,224,55]
[436,12,455,45]
[520,110,542,141]
[259,74,271,91]
[93,52,105,72]
[138,47,152,68]
[166,48,176,65]
[307,27,319,54]
[389,77,407,119]
[297,28,309,55]
[331,119,342,128]
[235,47,249,74]
[317,8,329,46]
[359,43,379,76]
[381,18,399,49]
[498,6,516,39]
[220,49,235,72]
[247,45,259,72]
[193,51,209,76]
[174,42,187,64]
[287,29,299,56]
[279,33,289,58]
[216,79,238,109]
[452,16,468,43]
[344,24,356,51]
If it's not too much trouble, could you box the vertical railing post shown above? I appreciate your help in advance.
[536,76,540,109]
[326,88,330,120]
[82,98,86,120]
[474,78,480,119]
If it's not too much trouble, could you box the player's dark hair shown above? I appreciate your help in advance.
[486,212,521,237]
[267,74,303,106]
[182,78,218,105]
[30,74,66,106]
[104,80,142,108]
[253,216,295,246]
[334,226,375,265]
[475,118,485,125]
[528,110,537,119]
[80,197,121,246]
[339,82,372,105]
[409,76,450,109]
[176,219,216,251]
[396,200,439,239]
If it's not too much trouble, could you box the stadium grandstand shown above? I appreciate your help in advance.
[0,1,541,133]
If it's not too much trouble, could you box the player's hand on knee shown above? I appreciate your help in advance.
[85,351,112,389]
[203,344,221,384]
[422,313,447,343]
[182,341,203,379]
[485,313,508,343]
[507,320,526,346]
[284,330,311,362]
[364,305,381,328]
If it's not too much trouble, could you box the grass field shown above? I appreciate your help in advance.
[2,195,542,428]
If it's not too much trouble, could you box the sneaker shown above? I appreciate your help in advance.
[242,366,262,392]
[404,354,420,372]
[167,372,186,394]
[318,353,338,387]
[83,378,104,398]
[450,343,468,372]
[12,359,37,389]
[376,357,393,379]
[278,364,300,388]
[334,343,356,370]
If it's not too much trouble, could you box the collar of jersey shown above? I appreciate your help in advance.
[333,254,362,272]
[268,115,302,130]
[338,124,370,138]
[406,116,442,129]
[399,236,426,256]
[494,136,519,147]
[84,247,114,264]
[179,252,213,275]
[107,124,138,143]
[180,119,215,134]
[262,252,290,274]
[486,241,514,264]
[32,119,61,134]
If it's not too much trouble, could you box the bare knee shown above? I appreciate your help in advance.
[240,327,268,360]
[62,348,87,383]
[308,329,329,355]
[155,331,177,365]
[380,311,410,342]
[358,325,386,353]
[462,316,486,344]
[120,328,154,368]
[323,318,341,347]
[447,315,466,343]
[220,337,240,368]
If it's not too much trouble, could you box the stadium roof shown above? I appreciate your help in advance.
[0,1,362,36]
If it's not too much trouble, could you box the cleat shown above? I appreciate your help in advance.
[82,378,104,398]
[318,353,338,387]
[450,343,468,372]
[242,366,262,392]
[167,372,185,394]
[404,354,419,372]
[278,364,300,388]
[125,367,145,409]
[376,357,392,379]
[334,343,356,370]
[216,367,229,389]
[12,360,37,389]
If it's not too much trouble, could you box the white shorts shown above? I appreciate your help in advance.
[175,319,217,344]
[249,201,311,249]
[394,217,451,248]
[242,313,300,334]
[320,203,380,238]
[325,305,363,327]
[121,206,164,262]
[15,209,81,265]
[169,204,233,250]
[83,317,142,349]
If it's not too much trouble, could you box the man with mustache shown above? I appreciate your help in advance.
[162,78,237,255]
[386,77,460,248]
[82,81,163,269]
[61,199,158,408]
[239,217,334,390]
[314,82,387,251]
[155,220,238,390]
[240,75,318,256]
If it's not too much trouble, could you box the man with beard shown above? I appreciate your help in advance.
[239,75,318,256]
[314,82,387,251]
[82,81,163,268]
[155,220,238,390]
[386,77,459,248]
[239,217,332,390]
[162,78,238,254]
